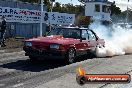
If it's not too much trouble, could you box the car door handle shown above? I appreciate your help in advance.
[84,44,86,46]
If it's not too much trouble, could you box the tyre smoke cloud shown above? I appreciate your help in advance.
[89,21,132,57]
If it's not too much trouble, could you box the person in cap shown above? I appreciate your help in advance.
[0,16,7,47]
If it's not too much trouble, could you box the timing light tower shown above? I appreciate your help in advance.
[84,0,112,24]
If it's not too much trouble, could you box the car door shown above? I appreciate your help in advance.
[79,30,91,55]
[87,30,97,51]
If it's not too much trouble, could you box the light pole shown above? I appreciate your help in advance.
[126,0,129,27]
[40,0,44,37]
[50,0,54,12]
[49,0,54,31]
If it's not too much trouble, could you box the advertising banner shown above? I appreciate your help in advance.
[0,6,75,25]
[0,6,41,23]
[48,12,75,25]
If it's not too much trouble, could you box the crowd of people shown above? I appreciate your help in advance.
[0,16,7,47]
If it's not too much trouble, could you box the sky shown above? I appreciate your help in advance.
[111,0,132,11]
[55,0,81,5]
[55,0,132,11]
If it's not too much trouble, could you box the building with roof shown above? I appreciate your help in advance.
[0,0,47,38]
[85,0,112,22]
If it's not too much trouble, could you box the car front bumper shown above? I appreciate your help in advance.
[23,47,66,59]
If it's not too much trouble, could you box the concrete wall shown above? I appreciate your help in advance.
[0,0,47,38]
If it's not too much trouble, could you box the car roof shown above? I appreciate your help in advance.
[56,26,91,30]
[55,27,96,36]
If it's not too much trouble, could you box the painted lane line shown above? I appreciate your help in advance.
[13,83,24,88]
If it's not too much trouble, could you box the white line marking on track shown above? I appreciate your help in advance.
[0,84,5,86]
[13,83,24,88]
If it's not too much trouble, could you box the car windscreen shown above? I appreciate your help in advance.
[47,28,81,39]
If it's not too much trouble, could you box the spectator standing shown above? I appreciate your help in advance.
[0,16,7,47]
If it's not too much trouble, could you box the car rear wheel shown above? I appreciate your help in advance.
[66,48,76,64]
[94,44,105,57]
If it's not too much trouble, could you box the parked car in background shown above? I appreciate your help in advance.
[23,27,105,64]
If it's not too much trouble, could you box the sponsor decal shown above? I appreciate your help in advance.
[76,67,131,85]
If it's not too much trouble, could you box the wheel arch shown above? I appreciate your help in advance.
[68,45,77,56]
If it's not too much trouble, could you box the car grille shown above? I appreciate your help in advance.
[24,47,62,56]
[34,45,49,50]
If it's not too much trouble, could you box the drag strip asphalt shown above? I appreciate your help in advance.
[0,51,132,88]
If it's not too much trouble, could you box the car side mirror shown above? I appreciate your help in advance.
[82,38,86,40]
[44,34,47,37]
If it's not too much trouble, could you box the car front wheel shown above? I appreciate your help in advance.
[66,48,76,64]
[29,56,38,63]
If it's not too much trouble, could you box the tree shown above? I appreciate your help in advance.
[18,0,84,14]
[52,2,61,12]
[18,0,39,3]
[119,9,132,23]
[54,3,84,14]
[77,16,90,25]
[78,0,85,4]
[111,2,121,15]
[44,0,52,12]
[18,0,51,11]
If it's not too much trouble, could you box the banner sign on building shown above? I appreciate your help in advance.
[48,12,75,25]
[0,6,75,25]
[0,6,41,23]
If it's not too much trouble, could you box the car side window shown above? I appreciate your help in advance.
[64,29,80,39]
[88,30,96,40]
[82,30,89,40]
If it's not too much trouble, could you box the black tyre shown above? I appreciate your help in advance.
[94,44,105,57]
[66,48,76,64]
[29,56,38,63]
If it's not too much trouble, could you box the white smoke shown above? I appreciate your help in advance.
[89,21,132,57]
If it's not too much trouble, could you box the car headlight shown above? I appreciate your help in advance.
[25,42,32,47]
[50,44,60,49]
